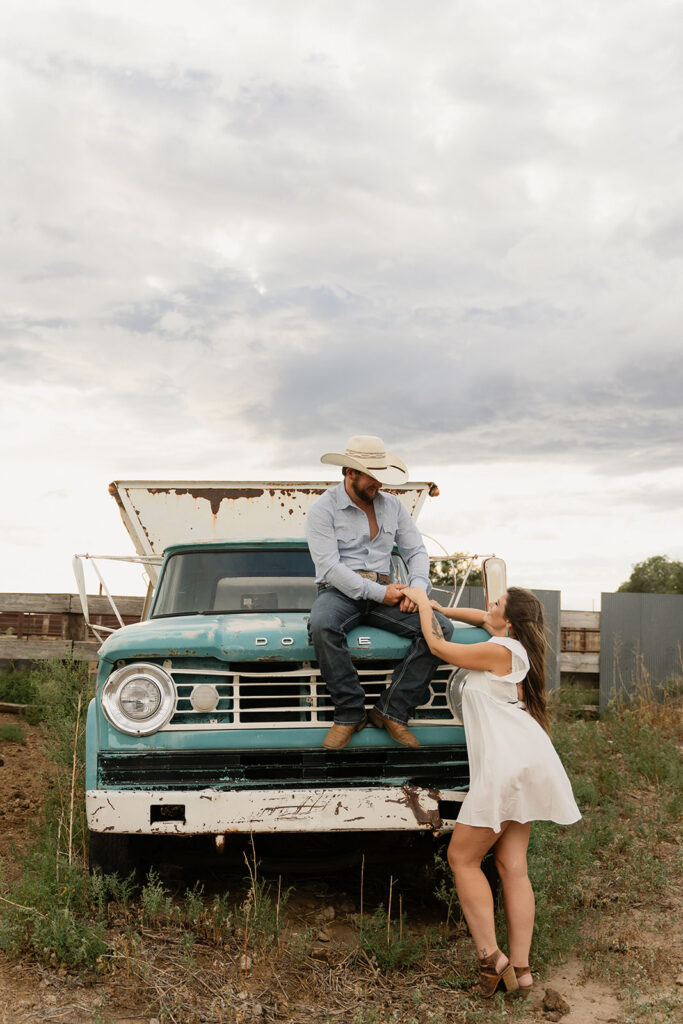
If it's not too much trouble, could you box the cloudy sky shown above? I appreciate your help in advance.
[1,0,682,609]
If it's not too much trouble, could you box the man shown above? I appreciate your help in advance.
[306,435,453,750]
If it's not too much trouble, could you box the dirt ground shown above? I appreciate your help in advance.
[0,713,676,1024]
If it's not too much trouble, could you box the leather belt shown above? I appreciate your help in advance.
[354,570,392,584]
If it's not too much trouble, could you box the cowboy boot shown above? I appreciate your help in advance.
[322,718,367,750]
[368,709,420,748]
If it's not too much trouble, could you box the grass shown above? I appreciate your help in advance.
[359,901,446,972]
[0,658,680,1023]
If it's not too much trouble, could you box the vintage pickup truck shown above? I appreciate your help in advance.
[76,481,503,873]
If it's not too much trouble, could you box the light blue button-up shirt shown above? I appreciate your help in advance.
[305,482,432,602]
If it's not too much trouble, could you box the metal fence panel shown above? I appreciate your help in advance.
[600,592,683,707]
[432,586,561,690]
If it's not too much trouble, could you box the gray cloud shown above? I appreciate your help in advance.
[246,330,683,473]
[1,0,682,479]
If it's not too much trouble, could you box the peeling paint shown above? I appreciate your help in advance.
[86,785,448,834]
[400,785,442,829]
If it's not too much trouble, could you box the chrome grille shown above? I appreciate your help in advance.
[166,662,456,730]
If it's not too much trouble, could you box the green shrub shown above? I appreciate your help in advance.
[0,666,39,706]
[359,904,445,973]
[30,906,108,968]
[140,870,176,926]
[0,723,26,744]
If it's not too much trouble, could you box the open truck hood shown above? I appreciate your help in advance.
[108,480,439,582]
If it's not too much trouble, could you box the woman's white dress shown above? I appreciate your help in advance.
[457,636,581,833]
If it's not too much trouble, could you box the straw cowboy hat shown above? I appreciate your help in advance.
[321,435,409,485]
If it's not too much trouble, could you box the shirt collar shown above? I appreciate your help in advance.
[333,482,354,509]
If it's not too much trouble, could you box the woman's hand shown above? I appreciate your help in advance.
[429,599,444,613]
[402,586,429,607]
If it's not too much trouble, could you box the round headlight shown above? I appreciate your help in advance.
[120,678,161,720]
[445,668,469,725]
[101,663,175,735]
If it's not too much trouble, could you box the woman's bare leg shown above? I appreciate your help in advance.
[447,821,509,967]
[493,821,533,980]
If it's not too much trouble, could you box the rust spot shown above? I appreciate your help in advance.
[181,487,265,516]
[147,487,265,516]
[400,785,442,829]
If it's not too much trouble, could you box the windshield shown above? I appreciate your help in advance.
[152,548,408,616]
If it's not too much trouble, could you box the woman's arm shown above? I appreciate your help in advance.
[403,588,510,673]
[429,599,486,626]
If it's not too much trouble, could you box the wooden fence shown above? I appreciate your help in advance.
[0,593,145,662]
[560,610,600,677]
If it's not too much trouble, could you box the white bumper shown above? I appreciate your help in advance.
[86,785,465,835]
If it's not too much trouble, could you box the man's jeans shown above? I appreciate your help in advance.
[308,586,454,725]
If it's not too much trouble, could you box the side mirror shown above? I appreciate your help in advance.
[482,557,507,607]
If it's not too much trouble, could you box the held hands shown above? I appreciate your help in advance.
[382,583,409,606]
[381,584,426,612]
[399,592,418,613]
[400,586,429,613]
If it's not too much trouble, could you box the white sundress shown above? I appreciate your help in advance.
[457,636,581,834]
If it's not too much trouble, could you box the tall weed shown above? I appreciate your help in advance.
[0,658,102,967]
[360,904,445,972]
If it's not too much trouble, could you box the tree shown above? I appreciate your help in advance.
[617,555,683,595]
[430,557,483,589]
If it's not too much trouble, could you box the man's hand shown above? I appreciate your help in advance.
[382,583,408,606]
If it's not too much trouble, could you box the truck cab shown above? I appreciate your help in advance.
[81,481,493,872]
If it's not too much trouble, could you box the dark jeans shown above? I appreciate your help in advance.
[307,586,453,725]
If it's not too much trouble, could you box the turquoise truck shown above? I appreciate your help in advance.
[76,482,501,873]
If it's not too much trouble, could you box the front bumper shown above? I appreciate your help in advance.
[86,785,466,835]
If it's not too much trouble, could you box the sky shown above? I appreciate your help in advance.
[1,0,682,610]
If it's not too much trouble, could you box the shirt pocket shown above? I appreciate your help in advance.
[372,520,395,554]
[333,519,359,550]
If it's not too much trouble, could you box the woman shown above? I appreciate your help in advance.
[402,585,581,997]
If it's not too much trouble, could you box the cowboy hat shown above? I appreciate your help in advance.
[321,435,409,485]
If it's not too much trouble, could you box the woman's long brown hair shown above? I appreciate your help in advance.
[505,587,550,733]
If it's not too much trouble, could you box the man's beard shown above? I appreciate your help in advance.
[350,478,379,504]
